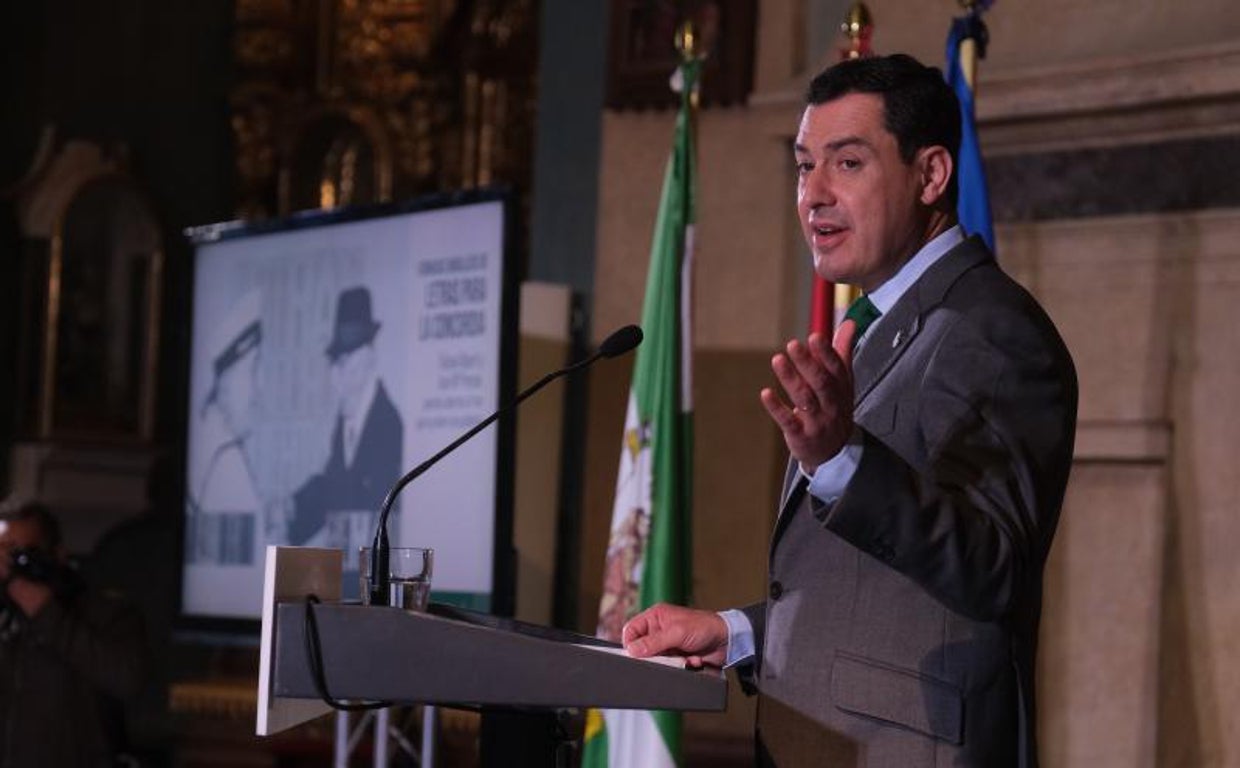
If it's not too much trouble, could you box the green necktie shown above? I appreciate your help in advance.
[844,294,882,347]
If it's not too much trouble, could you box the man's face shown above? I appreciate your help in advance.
[330,344,375,419]
[0,518,48,580]
[794,93,932,292]
[0,518,42,554]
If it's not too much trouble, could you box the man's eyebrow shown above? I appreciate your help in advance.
[827,136,872,152]
[793,136,873,154]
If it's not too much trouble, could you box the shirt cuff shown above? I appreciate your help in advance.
[718,609,755,668]
[803,430,864,503]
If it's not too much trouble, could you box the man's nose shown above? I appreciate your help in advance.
[801,166,836,208]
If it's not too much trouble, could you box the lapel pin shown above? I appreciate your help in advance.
[892,330,902,348]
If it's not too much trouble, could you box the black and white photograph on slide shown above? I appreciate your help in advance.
[183,200,505,619]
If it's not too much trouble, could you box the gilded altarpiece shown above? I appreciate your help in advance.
[231,0,537,220]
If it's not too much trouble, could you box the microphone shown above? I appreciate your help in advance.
[367,324,644,606]
[597,324,643,359]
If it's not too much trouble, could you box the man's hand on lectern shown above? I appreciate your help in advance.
[622,603,729,669]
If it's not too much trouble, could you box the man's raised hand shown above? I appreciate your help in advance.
[759,320,857,473]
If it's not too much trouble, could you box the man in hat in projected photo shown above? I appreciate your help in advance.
[187,289,264,566]
[286,286,403,562]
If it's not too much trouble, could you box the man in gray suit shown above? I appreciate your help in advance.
[623,54,1077,767]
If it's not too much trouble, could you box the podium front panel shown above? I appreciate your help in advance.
[272,602,726,711]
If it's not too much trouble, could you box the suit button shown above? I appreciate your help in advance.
[769,581,784,601]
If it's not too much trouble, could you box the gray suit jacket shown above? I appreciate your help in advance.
[740,237,1077,767]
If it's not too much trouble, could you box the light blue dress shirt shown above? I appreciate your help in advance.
[719,225,965,668]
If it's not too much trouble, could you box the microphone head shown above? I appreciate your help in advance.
[599,324,643,358]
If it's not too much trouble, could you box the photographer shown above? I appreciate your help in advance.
[0,502,145,767]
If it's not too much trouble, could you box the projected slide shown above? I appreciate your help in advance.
[184,199,507,619]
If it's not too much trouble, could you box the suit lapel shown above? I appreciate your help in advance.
[770,463,808,554]
[852,304,920,408]
[853,236,993,408]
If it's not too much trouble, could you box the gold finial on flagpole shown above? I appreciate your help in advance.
[674,19,701,109]
[841,2,874,60]
[843,2,873,38]
[674,18,698,62]
[830,1,874,314]
[956,0,980,90]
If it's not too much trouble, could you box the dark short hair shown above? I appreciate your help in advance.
[1,501,62,552]
[806,54,961,203]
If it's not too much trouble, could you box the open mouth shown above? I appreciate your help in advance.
[811,223,848,245]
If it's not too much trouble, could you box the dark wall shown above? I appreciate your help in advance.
[529,0,608,300]
[0,1,50,482]
[0,3,235,760]
[527,0,611,628]
[0,0,235,463]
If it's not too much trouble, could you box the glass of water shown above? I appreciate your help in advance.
[359,546,433,611]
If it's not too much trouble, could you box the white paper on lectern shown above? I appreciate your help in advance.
[572,643,689,669]
[256,546,343,736]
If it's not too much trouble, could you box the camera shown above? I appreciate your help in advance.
[9,546,59,584]
[0,547,67,639]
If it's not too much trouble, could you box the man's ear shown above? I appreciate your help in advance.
[916,146,953,207]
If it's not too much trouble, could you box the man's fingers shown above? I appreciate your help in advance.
[832,319,857,372]
[626,624,680,658]
[623,607,677,657]
[760,388,801,433]
[773,350,825,416]
[771,352,809,401]
[785,340,832,406]
[622,618,654,656]
[805,332,846,382]
[626,636,652,657]
[621,613,649,646]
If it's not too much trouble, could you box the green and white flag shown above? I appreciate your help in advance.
[582,56,698,768]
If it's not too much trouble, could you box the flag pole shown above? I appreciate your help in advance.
[811,3,875,334]
[958,0,979,90]
[947,0,996,251]
[830,2,873,324]
[673,16,699,607]
[582,17,700,768]
[675,18,701,109]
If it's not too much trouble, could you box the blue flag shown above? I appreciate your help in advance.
[946,16,996,252]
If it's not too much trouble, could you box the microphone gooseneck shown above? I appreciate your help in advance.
[367,324,643,606]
